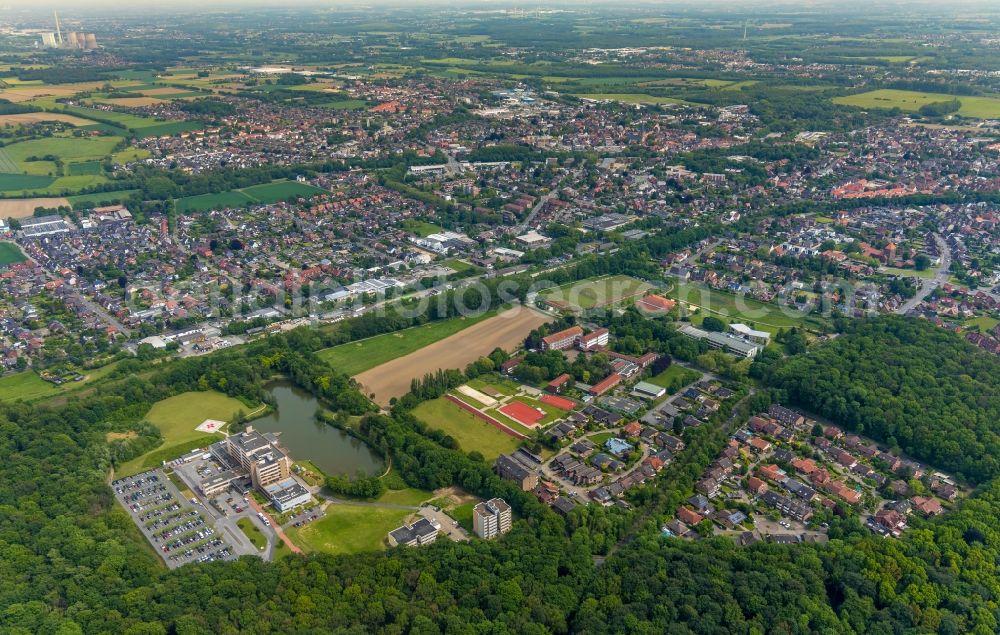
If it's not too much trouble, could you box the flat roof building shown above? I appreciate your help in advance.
[729,323,771,345]
[225,427,292,489]
[264,477,313,512]
[541,325,583,351]
[496,454,539,491]
[388,517,440,547]
[678,325,761,358]
[20,215,71,237]
[473,498,512,540]
[631,381,667,400]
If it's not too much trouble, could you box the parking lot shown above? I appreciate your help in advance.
[112,469,239,569]
[283,507,325,530]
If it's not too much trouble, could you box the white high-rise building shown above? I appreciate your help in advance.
[472,498,512,539]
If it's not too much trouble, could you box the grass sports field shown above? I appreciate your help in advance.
[318,311,497,376]
[287,504,414,555]
[174,180,326,212]
[539,275,653,312]
[668,282,827,334]
[0,242,27,265]
[833,89,1000,119]
[412,397,521,459]
[117,390,254,476]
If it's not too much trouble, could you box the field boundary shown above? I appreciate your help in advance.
[444,394,527,440]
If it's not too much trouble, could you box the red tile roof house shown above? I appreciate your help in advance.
[759,464,784,482]
[541,326,583,351]
[912,496,943,517]
[676,506,704,526]
[636,294,677,314]
[588,373,623,396]
[546,373,572,394]
[747,476,769,495]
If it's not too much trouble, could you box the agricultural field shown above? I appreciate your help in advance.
[318,311,497,376]
[668,283,827,334]
[67,190,139,208]
[412,397,522,459]
[2,136,122,167]
[287,503,414,555]
[0,112,94,126]
[573,93,690,106]
[833,89,1000,119]
[353,307,551,406]
[0,241,27,265]
[539,275,653,312]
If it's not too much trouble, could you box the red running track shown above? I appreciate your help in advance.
[444,394,528,440]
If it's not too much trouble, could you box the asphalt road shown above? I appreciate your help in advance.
[895,233,951,315]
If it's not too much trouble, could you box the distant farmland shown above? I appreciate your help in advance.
[354,306,552,406]
[318,311,498,376]
[0,242,27,265]
[833,89,1000,119]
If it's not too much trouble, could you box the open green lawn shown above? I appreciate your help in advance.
[237,517,268,551]
[375,487,433,507]
[540,275,652,311]
[0,361,123,404]
[317,311,497,376]
[0,370,60,402]
[403,219,445,237]
[0,241,27,265]
[412,397,521,459]
[287,504,413,555]
[882,266,938,279]
[117,391,252,475]
[466,375,521,397]
[647,365,702,392]
[239,180,326,203]
[965,316,1000,332]
[833,89,1000,119]
[442,258,481,274]
[174,180,325,212]
[668,283,827,334]
[450,502,476,533]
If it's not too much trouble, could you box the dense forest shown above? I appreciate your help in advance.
[3,316,1000,633]
[758,317,1000,485]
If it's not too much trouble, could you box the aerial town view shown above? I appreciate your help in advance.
[2,0,1000,632]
